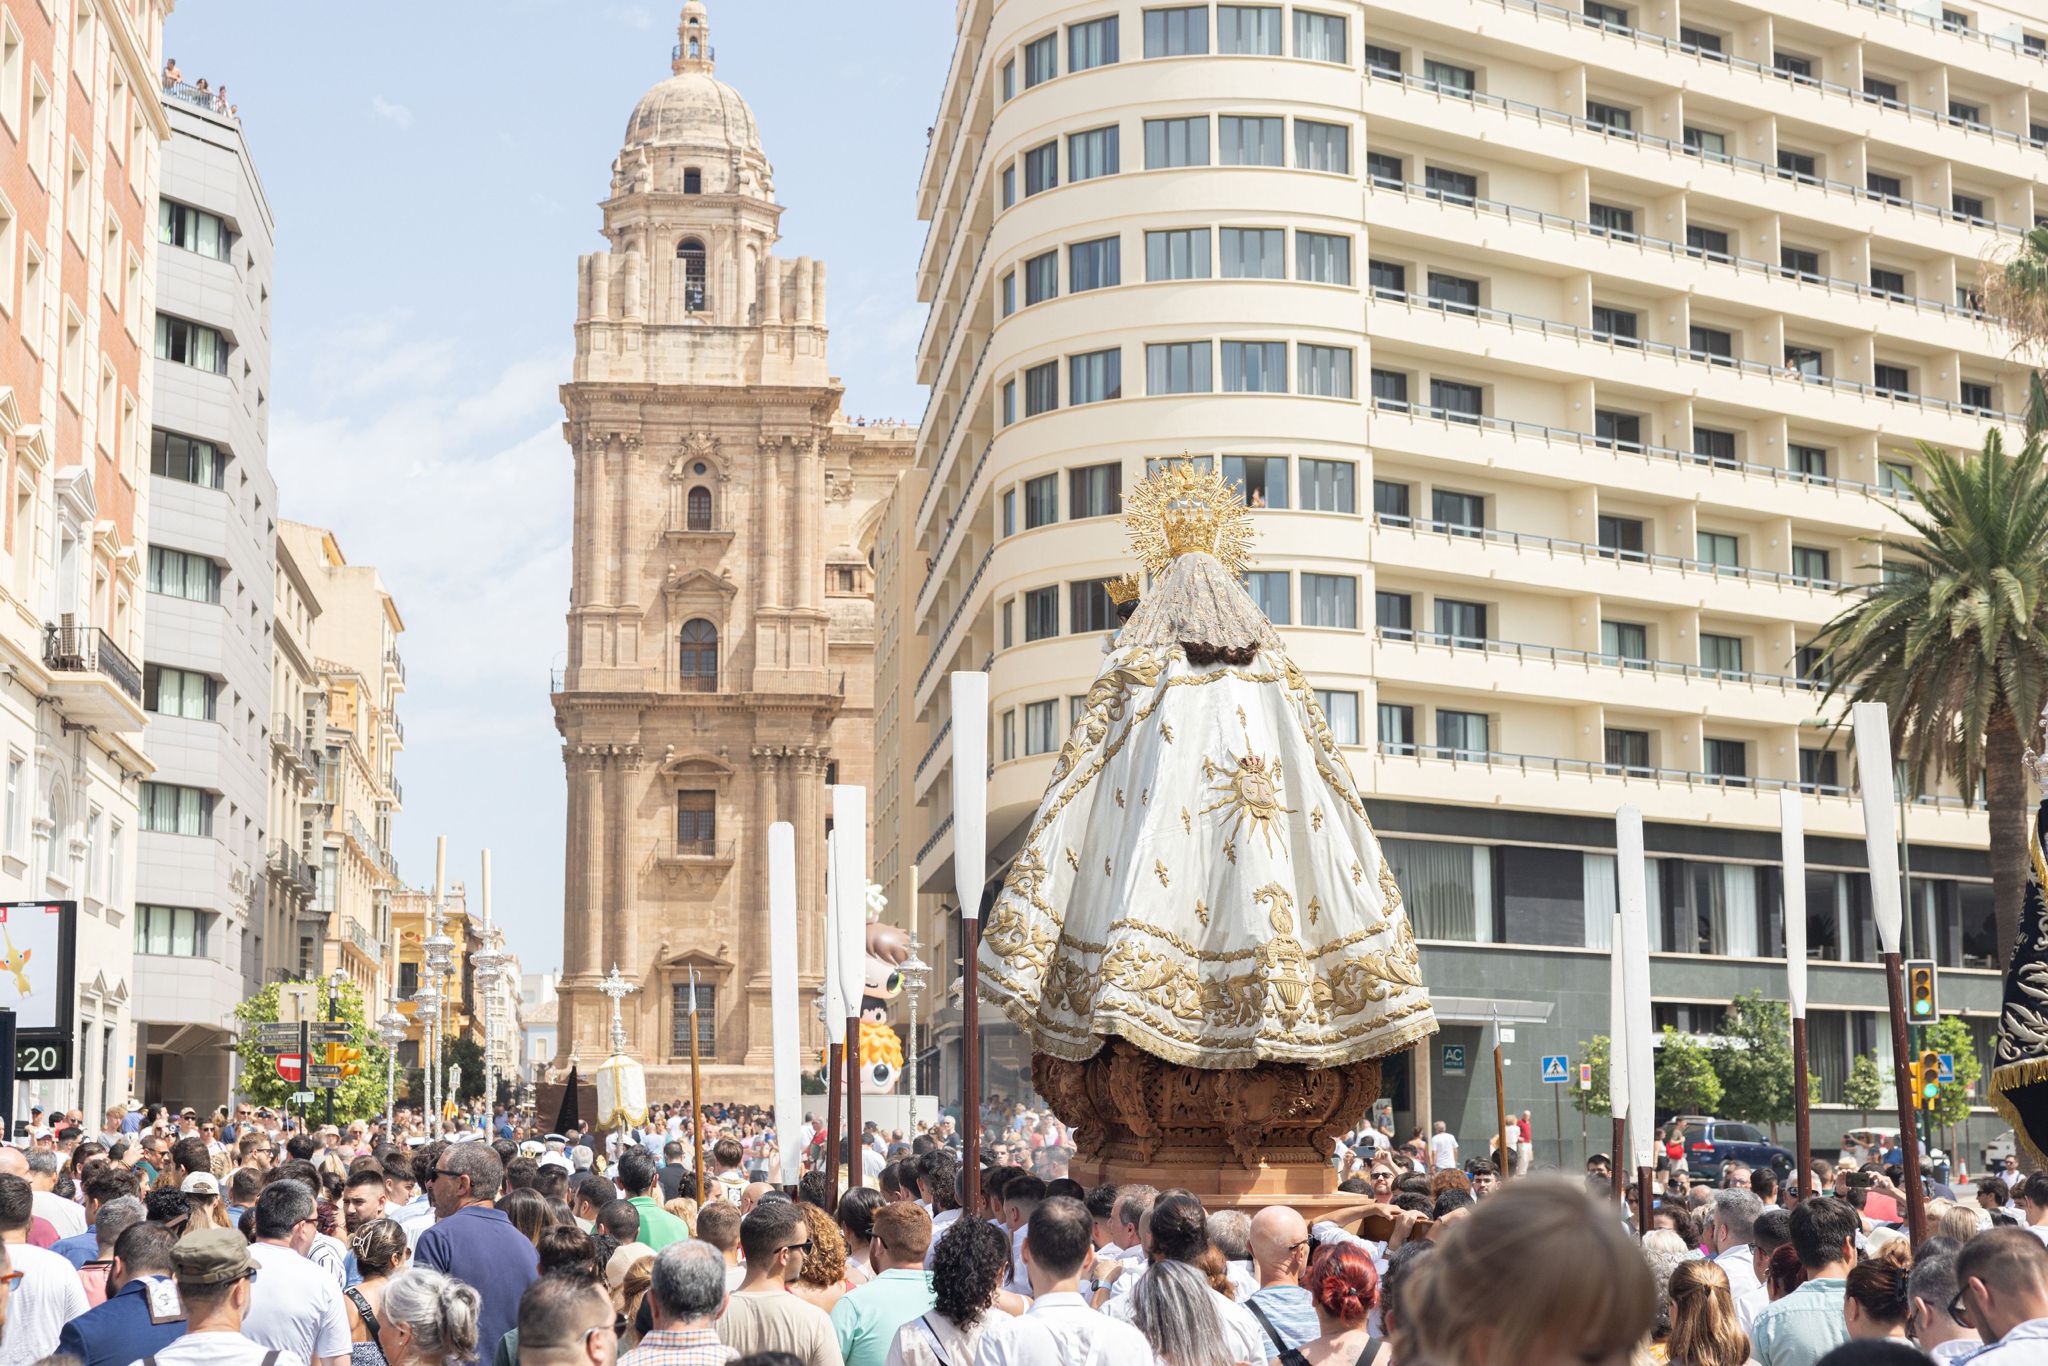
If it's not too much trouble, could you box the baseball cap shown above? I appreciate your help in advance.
[180,1172,221,1197]
[171,1227,254,1285]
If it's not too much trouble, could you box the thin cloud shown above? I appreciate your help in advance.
[369,95,415,129]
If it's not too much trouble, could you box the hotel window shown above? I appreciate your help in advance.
[1070,463,1123,518]
[151,430,226,489]
[1223,342,1287,393]
[1688,325,1733,362]
[1144,6,1208,56]
[1069,125,1120,181]
[1422,60,1475,95]
[1432,490,1483,534]
[1423,166,1476,204]
[1223,456,1287,508]
[1144,116,1209,168]
[676,791,717,847]
[1001,272,1016,316]
[1683,126,1727,161]
[1366,152,1403,188]
[1069,237,1121,292]
[148,547,222,604]
[158,198,230,261]
[1780,247,1820,280]
[1002,165,1016,209]
[1024,142,1058,196]
[1024,32,1059,86]
[1598,516,1644,559]
[1070,580,1117,632]
[1024,360,1059,416]
[1216,5,1281,53]
[1297,232,1350,285]
[1601,621,1648,666]
[1791,547,1832,585]
[1692,427,1737,467]
[1863,75,1900,104]
[1699,633,1745,678]
[1300,459,1355,513]
[1429,378,1480,419]
[1435,710,1489,759]
[1147,341,1213,394]
[1962,381,1994,413]
[1025,251,1059,305]
[1953,193,1987,224]
[1218,116,1283,166]
[1591,306,1638,344]
[1874,363,1911,396]
[5,756,19,857]
[1695,532,1739,570]
[1680,26,1723,54]
[140,782,213,837]
[1800,748,1840,793]
[1294,119,1349,173]
[1301,574,1358,628]
[1370,369,1409,410]
[1365,43,1401,75]
[1685,226,1730,264]
[1002,59,1016,100]
[1790,444,1828,479]
[134,905,207,958]
[1375,479,1411,523]
[1703,738,1747,782]
[1595,411,1642,449]
[1589,203,1636,239]
[1246,571,1290,624]
[1375,591,1413,636]
[1069,349,1122,405]
[1069,16,1119,71]
[1866,171,1904,203]
[1315,691,1360,744]
[1145,228,1210,281]
[1294,10,1345,61]
[1002,380,1016,426]
[1777,149,1817,182]
[1869,267,1906,299]
[1882,460,1917,495]
[1585,101,1633,135]
[1435,598,1486,646]
[672,982,715,1056]
[1584,0,1627,26]
[1368,260,1406,297]
[154,315,228,374]
[144,665,216,721]
[1427,272,1479,314]
[1024,474,1058,528]
[1220,228,1284,279]
[1301,346,1354,399]
[1001,711,1016,760]
[1001,599,1014,647]
[1605,728,1651,773]
[1772,51,1813,80]
[1378,704,1416,753]
[1024,700,1060,755]
[1024,587,1060,641]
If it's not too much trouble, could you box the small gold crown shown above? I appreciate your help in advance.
[1104,573,1143,606]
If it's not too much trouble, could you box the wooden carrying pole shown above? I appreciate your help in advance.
[1491,1006,1509,1182]
[832,786,869,1189]
[1781,789,1812,1201]
[822,828,846,1208]
[1855,704,1926,1245]
[951,673,990,1185]
[768,823,803,1195]
[1617,808,1656,1238]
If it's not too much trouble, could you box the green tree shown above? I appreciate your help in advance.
[444,1036,485,1104]
[1844,1053,1887,1128]
[233,978,392,1122]
[1809,430,2048,967]
[1655,1027,1723,1117]
[1711,992,1795,1137]
[1568,1035,1611,1118]
[1922,1015,1984,1132]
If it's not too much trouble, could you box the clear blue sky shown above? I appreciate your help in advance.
[161,1,953,977]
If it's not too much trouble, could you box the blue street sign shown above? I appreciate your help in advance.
[1541,1054,1569,1084]
[1938,1053,1955,1084]
[1442,1044,1467,1075]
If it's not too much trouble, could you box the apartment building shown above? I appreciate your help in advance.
[900,0,2046,1157]
[390,881,470,1080]
[263,524,324,984]
[0,0,169,1117]
[133,88,276,1107]
[279,520,404,1004]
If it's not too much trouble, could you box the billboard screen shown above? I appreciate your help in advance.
[0,903,73,1034]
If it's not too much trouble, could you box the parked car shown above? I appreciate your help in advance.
[1985,1128,2016,1172]
[1678,1116,1795,1180]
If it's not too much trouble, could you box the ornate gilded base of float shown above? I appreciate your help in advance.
[1034,1039,1382,1220]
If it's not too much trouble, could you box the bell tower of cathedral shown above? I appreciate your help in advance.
[551,2,911,1100]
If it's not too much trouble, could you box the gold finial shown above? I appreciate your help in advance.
[1122,459,1255,579]
[1104,573,1142,606]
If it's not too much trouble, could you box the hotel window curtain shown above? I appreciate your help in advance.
[1383,838,1492,943]
[1644,857,1664,952]
[1809,1010,1847,1103]
[1583,853,1616,949]
[1721,865,1759,957]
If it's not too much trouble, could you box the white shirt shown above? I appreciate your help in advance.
[2025,1223,2048,1249]
[924,1208,962,1268]
[1429,1132,1459,1169]
[1968,1318,2048,1366]
[242,1241,353,1364]
[1931,1338,1985,1364]
[0,1240,87,1365]
[863,1146,887,1181]
[31,1188,85,1239]
[1103,1273,1265,1363]
[1006,1224,1030,1296]
[973,1290,1154,1366]
[136,1330,310,1366]
[1225,1259,1260,1303]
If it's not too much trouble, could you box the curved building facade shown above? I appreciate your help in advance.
[893,0,2043,1151]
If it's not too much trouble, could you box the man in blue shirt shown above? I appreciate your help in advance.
[54,1221,186,1366]
[52,1169,141,1270]
[415,1139,536,1363]
[1751,1196,1857,1366]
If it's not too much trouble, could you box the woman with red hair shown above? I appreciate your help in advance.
[1290,1241,1389,1366]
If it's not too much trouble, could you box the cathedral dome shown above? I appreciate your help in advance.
[622,71,761,161]
[615,3,772,198]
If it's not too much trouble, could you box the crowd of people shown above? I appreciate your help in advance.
[159,59,237,120]
[0,1094,2044,1366]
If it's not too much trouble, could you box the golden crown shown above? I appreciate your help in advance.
[1104,573,1143,605]
[1123,459,1255,578]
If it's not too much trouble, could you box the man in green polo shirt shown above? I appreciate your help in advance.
[617,1149,688,1252]
[831,1201,936,1366]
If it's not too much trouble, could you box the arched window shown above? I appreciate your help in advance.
[686,486,713,531]
[678,238,708,313]
[683,167,703,195]
[679,619,718,690]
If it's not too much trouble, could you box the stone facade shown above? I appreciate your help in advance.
[552,2,913,1102]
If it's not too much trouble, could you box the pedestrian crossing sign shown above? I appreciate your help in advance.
[1541,1054,1569,1084]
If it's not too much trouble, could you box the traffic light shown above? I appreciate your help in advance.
[330,1043,361,1079]
[1907,1057,1923,1109]
[1906,959,1938,1022]
[1919,1050,1942,1104]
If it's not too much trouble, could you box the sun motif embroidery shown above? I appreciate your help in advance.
[1201,744,1294,855]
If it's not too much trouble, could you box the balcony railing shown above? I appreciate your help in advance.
[914,717,954,786]
[345,915,383,965]
[383,646,405,682]
[384,709,404,744]
[388,774,403,806]
[1374,625,1822,691]
[268,840,318,896]
[162,81,237,120]
[1373,743,1971,807]
[668,840,735,861]
[43,623,142,702]
[917,548,995,697]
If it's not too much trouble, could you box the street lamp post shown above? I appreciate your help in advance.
[377,1009,407,1136]
[900,937,930,1131]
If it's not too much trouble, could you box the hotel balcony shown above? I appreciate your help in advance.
[42,622,145,732]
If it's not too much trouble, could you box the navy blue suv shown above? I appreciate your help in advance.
[1679,1117,1796,1181]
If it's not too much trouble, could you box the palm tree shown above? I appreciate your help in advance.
[1980,227,2048,433]
[1808,431,2048,966]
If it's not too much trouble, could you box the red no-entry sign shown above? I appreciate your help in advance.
[275,1053,302,1083]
